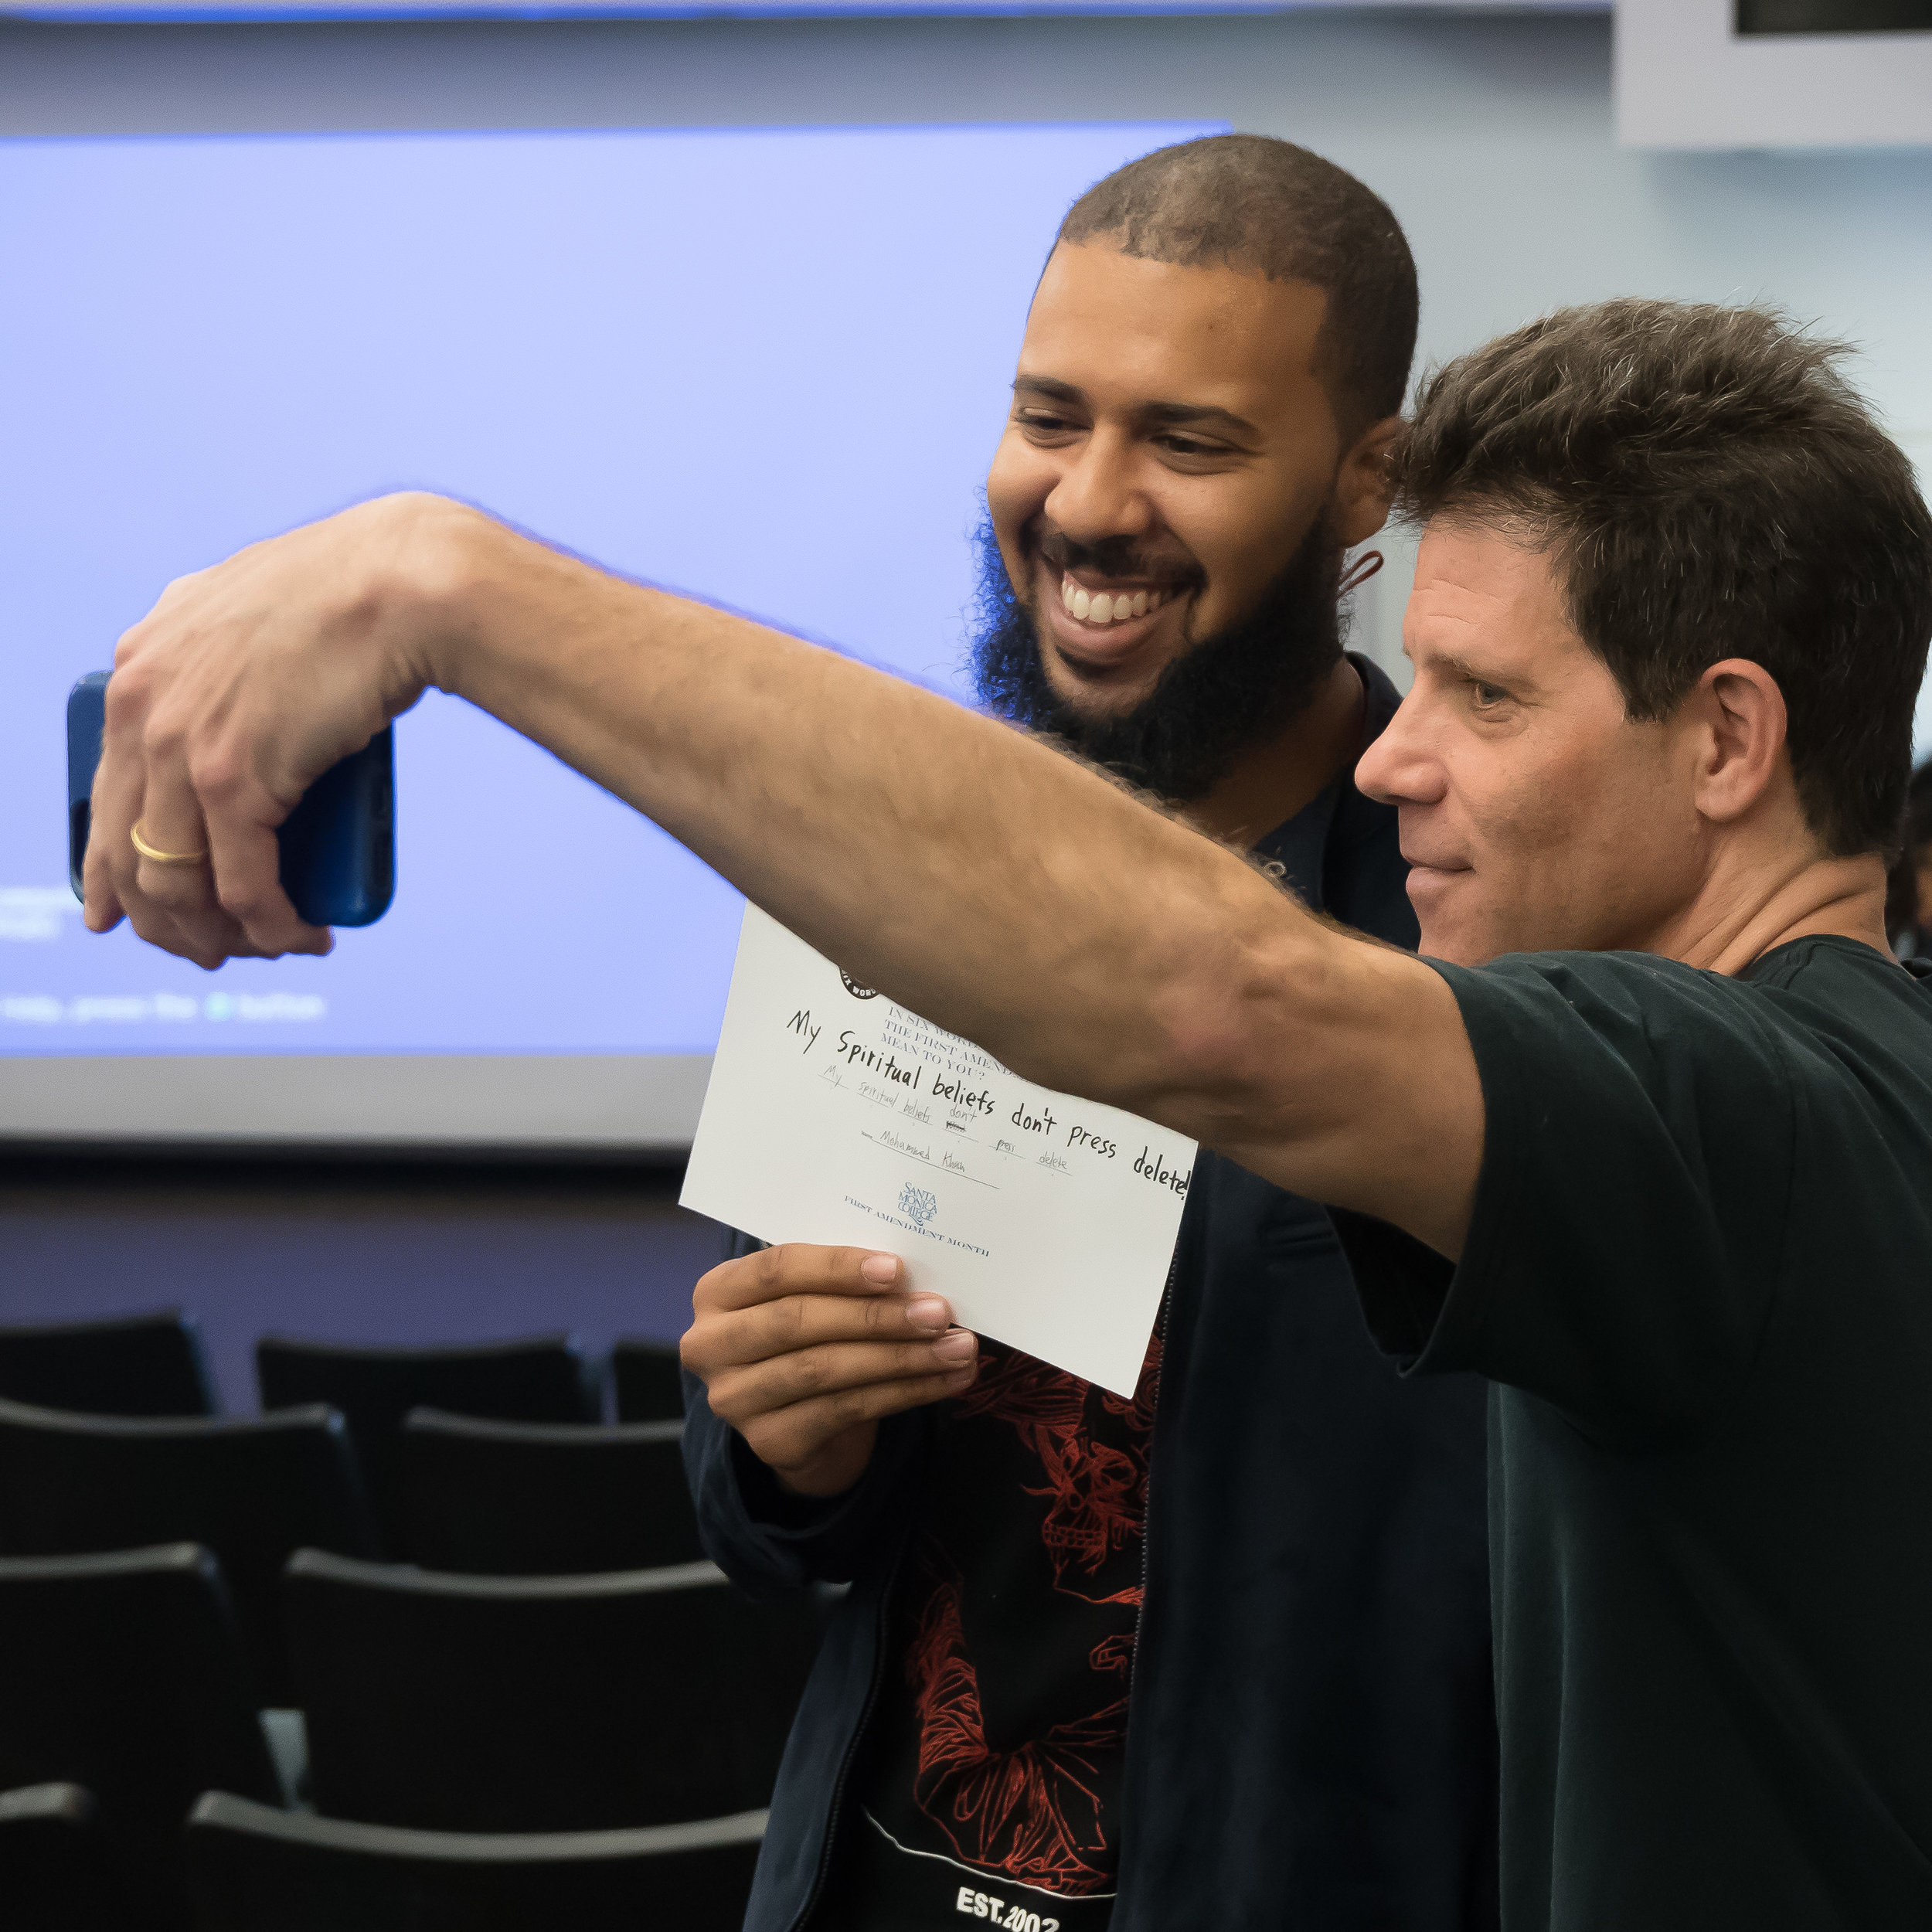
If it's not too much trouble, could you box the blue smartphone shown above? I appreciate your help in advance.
[66,671,396,928]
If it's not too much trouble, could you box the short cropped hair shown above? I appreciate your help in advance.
[1394,299,1932,857]
[1057,134,1419,441]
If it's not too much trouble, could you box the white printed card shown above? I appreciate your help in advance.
[680,905,1197,1396]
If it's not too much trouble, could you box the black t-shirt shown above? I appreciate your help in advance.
[819,1335,1161,1927]
[1339,937,1932,1930]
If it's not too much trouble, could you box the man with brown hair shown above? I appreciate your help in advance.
[88,290,1932,1929]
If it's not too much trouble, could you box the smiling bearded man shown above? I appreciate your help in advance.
[679,136,1500,1932]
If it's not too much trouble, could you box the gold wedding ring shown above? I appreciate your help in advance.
[131,819,210,866]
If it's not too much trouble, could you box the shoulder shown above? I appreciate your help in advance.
[1441,940,1932,1134]
[1440,950,1786,1067]
[1430,951,1804,1168]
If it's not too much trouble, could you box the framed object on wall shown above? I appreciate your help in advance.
[1619,0,1932,147]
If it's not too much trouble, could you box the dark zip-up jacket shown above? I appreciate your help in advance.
[685,658,1498,1931]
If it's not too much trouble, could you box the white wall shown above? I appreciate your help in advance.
[4,9,1928,750]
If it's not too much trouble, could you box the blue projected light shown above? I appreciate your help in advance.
[0,121,1218,1060]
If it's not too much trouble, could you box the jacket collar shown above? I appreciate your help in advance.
[1253,652,1405,915]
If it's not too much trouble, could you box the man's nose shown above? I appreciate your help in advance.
[1044,429,1154,548]
[1355,688,1446,807]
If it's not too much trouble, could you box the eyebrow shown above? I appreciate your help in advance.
[1437,651,1537,697]
[1011,376,1261,443]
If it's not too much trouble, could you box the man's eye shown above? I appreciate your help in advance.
[1157,436,1220,459]
[1017,410,1078,436]
[1469,680,1511,709]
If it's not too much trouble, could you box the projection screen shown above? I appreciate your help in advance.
[0,119,1219,1152]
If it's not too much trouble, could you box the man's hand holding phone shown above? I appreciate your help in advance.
[681,1245,979,1499]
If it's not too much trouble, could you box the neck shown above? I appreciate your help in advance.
[1182,655,1365,847]
[1653,841,1893,977]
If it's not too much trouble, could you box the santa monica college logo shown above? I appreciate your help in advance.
[897,1182,938,1228]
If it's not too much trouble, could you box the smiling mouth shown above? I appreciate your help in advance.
[1058,573,1172,628]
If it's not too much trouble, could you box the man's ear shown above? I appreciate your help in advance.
[1689,657,1790,828]
[1332,415,1402,550]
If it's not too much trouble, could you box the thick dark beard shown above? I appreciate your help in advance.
[968,514,1346,803]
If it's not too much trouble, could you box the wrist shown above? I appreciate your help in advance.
[774,1423,879,1499]
[369,491,508,703]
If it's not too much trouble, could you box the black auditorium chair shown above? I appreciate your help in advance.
[0,1546,284,1932]
[0,1308,216,1417]
[186,1791,766,1932]
[0,1782,112,1932]
[287,1550,818,1834]
[0,1397,375,1707]
[257,1335,601,1553]
[611,1337,685,1423]
[401,1409,704,1573]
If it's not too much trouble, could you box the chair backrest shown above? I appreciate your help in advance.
[0,1782,113,1932]
[0,1309,216,1418]
[401,1409,702,1574]
[256,1335,600,1553]
[611,1338,685,1423]
[0,1546,280,1931]
[186,1791,765,1932]
[287,1549,818,1835]
[0,1396,375,1706]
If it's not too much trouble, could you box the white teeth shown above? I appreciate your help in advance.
[1061,575,1171,625]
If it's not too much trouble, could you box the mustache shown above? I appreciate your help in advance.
[1033,524,1200,589]
[968,509,1346,807]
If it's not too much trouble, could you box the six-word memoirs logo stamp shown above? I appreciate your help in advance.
[840,969,879,1000]
[898,1182,938,1228]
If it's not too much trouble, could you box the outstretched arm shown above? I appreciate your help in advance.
[86,492,1481,1253]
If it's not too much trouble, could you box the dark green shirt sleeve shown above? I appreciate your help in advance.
[1342,951,1799,1447]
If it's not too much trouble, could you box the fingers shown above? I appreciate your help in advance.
[682,1241,981,1485]
[695,1284,954,1376]
[81,728,145,937]
[86,706,227,966]
[701,1325,978,1426]
[187,716,330,957]
[130,750,228,968]
[685,1243,959,1382]
[696,1242,906,1315]
[733,1364,980,1478]
[87,637,328,967]
[203,805,330,961]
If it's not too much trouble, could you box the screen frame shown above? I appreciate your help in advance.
[0,1053,712,1157]
[0,1,1602,19]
